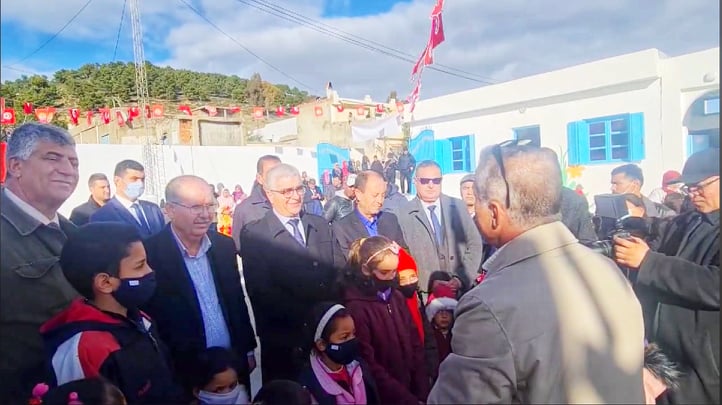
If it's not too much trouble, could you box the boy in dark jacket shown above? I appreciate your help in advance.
[40,222,183,404]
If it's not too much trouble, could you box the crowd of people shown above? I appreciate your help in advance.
[0,121,718,405]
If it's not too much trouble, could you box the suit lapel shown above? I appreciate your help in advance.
[267,211,307,251]
[409,198,436,243]
[349,213,369,238]
[158,227,204,323]
[440,195,454,245]
[110,197,141,226]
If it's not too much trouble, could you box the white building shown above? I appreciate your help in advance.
[408,47,720,204]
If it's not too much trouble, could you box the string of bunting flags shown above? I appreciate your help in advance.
[406,0,445,114]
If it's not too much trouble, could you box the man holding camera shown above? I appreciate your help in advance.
[614,148,719,404]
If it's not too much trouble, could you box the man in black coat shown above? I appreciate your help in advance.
[69,173,111,226]
[142,175,257,397]
[397,148,416,194]
[231,155,281,254]
[241,164,344,383]
[333,170,407,258]
[613,148,720,404]
[559,186,597,244]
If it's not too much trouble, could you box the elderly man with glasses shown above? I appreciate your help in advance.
[395,160,483,297]
[429,141,645,404]
[141,175,257,400]
[613,148,720,405]
[240,163,344,383]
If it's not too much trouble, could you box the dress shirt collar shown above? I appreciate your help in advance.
[4,188,59,225]
[170,224,212,259]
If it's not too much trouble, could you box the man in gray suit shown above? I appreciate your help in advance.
[395,160,483,295]
[428,142,645,404]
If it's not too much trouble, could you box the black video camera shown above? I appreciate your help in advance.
[586,194,656,258]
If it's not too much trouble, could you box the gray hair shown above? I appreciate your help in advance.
[7,122,75,160]
[265,163,301,191]
[474,145,562,230]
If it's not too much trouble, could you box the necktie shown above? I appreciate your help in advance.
[428,205,443,246]
[287,218,305,246]
[132,203,151,233]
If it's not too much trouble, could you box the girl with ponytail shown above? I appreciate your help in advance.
[341,236,429,405]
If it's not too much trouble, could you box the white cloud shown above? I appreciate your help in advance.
[1,0,719,101]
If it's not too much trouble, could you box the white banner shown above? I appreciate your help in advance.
[351,114,402,143]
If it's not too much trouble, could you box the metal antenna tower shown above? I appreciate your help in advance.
[129,0,165,201]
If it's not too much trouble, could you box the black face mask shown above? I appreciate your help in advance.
[373,277,398,291]
[325,338,359,365]
[399,283,418,299]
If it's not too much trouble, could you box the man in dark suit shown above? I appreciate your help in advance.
[90,159,165,238]
[142,175,257,397]
[396,161,483,296]
[240,163,343,383]
[69,173,111,226]
[333,170,407,258]
[231,155,281,253]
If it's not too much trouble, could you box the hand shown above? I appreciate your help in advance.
[247,354,257,373]
[613,236,650,269]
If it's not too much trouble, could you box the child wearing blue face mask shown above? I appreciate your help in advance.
[40,222,184,404]
[190,347,249,405]
[297,302,380,405]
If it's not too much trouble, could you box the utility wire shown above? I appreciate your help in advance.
[112,0,128,62]
[238,0,497,84]
[178,0,315,92]
[10,0,95,66]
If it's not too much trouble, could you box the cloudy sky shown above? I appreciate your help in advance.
[1,0,719,101]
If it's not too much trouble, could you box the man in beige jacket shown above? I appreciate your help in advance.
[428,141,646,404]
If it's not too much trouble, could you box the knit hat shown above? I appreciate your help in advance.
[397,247,417,272]
[425,284,458,322]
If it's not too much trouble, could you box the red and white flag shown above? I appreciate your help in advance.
[179,105,192,116]
[23,102,33,115]
[100,108,111,124]
[129,106,141,118]
[68,108,80,125]
[336,104,345,113]
[35,107,56,124]
[276,106,285,117]
[229,106,242,114]
[116,111,126,126]
[356,106,366,116]
[87,111,94,126]
[253,107,264,119]
[152,104,165,118]
[376,104,385,114]
[290,106,300,115]
[206,106,218,116]
[314,106,324,117]
[1,108,16,125]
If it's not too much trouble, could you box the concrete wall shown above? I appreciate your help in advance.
[59,144,318,218]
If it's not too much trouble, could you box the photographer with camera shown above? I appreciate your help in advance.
[613,148,719,404]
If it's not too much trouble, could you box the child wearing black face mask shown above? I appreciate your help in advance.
[40,222,184,404]
[341,236,430,405]
[298,302,379,405]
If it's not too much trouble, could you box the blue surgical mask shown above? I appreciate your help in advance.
[198,384,248,405]
[125,180,145,201]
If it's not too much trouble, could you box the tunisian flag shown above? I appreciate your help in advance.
[151,104,165,118]
[179,105,192,116]
[35,107,56,124]
[252,107,264,120]
[0,141,6,184]
[68,108,80,125]
[1,109,16,125]
[99,108,111,124]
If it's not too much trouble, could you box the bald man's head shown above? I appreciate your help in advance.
[164,175,216,239]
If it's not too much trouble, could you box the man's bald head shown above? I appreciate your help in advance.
[165,175,211,203]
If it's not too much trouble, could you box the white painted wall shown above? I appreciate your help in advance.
[410,47,720,205]
[59,144,317,218]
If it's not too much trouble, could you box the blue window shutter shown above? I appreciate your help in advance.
[467,135,476,171]
[434,139,453,174]
[628,112,645,162]
[566,121,582,165]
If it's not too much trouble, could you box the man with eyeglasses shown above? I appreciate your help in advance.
[240,163,344,383]
[141,175,257,400]
[396,160,483,297]
[613,148,720,404]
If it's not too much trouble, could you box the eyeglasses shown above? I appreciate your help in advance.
[680,177,719,195]
[269,185,305,199]
[417,177,442,185]
[364,241,401,266]
[491,139,533,208]
[169,202,215,215]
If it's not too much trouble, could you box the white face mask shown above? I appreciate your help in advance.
[198,384,249,405]
[125,180,145,201]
